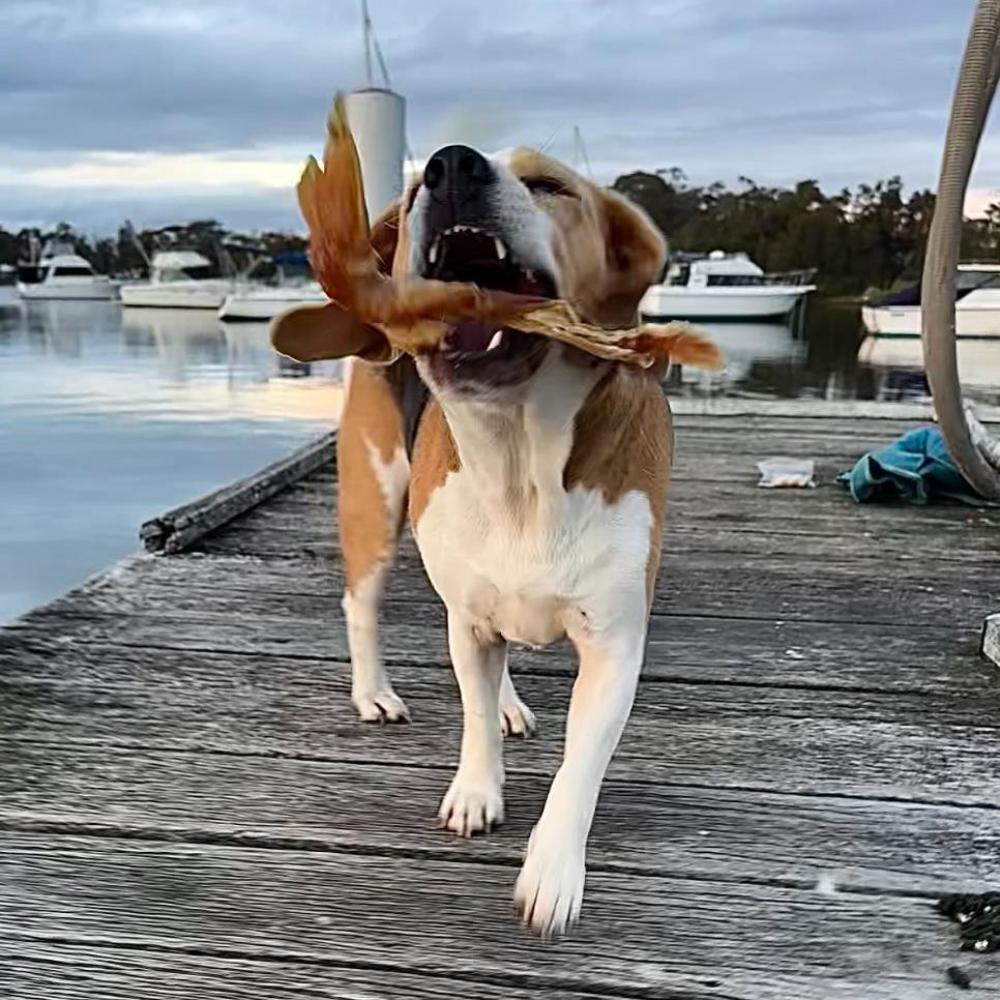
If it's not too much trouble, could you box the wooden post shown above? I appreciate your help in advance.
[139,432,336,555]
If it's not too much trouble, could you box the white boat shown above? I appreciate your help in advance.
[16,249,115,301]
[862,263,1000,338]
[218,282,327,321]
[640,251,815,320]
[217,252,325,320]
[120,250,235,310]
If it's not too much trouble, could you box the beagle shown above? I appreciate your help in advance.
[276,143,686,937]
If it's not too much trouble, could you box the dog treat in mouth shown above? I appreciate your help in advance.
[293,93,724,372]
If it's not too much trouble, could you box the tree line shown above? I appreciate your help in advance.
[0,220,307,278]
[4,171,1000,294]
[613,170,1000,295]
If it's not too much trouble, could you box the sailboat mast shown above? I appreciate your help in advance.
[361,0,373,86]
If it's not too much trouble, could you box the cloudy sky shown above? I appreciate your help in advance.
[1,0,995,234]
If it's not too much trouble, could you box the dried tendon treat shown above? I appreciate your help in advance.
[285,92,724,373]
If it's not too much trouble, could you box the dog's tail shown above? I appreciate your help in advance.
[636,321,726,372]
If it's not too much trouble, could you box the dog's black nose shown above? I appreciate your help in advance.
[424,144,494,199]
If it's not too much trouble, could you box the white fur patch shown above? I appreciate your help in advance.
[414,353,652,648]
[343,563,409,723]
[365,439,409,515]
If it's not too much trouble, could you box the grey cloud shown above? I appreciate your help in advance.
[0,0,989,230]
[0,183,300,233]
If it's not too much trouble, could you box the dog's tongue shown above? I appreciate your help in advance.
[448,318,501,352]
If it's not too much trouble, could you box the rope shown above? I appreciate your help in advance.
[921,0,1000,500]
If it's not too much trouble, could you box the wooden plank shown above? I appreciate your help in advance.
[0,940,634,1000]
[5,605,989,695]
[139,432,336,554]
[31,544,994,629]
[260,472,999,542]
[193,512,1000,565]
[3,742,1000,897]
[0,833,988,999]
[669,398,1000,423]
[4,643,1000,805]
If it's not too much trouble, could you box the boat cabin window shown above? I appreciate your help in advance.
[182,264,218,280]
[706,274,765,287]
[956,270,1000,292]
[52,266,95,277]
[668,263,690,286]
[160,264,219,281]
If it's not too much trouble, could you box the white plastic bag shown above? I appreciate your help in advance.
[756,457,816,489]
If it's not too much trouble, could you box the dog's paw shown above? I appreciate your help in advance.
[500,694,536,738]
[438,769,504,837]
[513,825,585,938]
[352,687,410,724]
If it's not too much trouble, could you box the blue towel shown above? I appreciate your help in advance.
[837,425,985,505]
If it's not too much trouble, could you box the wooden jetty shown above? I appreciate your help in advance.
[3,410,1000,998]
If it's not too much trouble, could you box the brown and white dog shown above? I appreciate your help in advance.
[275,143,702,937]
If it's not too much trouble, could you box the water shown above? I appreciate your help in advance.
[4,291,1000,625]
[0,289,343,624]
[683,299,1000,406]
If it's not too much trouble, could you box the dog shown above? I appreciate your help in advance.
[274,143,711,937]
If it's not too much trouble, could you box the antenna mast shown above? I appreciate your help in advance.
[361,0,373,86]
[573,125,593,178]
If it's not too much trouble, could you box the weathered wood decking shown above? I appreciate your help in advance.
[3,412,1000,998]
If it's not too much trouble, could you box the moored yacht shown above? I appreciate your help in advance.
[120,250,235,310]
[640,250,815,321]
[218,251,326,321]
[16,240,115,301]
[862,263,1000,338]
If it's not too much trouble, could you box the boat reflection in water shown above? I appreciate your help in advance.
[666,320,804,393]
[858,335,1000,405]
[118,308,345,423]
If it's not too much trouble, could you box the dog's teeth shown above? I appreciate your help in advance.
[428,239,439,265]
[487,330,503,351]
[494,237,507,260]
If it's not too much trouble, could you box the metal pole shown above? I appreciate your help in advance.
[921,0,1000,500]
[361,0,373,87]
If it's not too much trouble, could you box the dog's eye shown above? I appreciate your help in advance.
[523,176,576,198]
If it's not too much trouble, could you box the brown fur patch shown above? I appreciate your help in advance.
[502,149,665,327]
[563,366,672,605]
[338,362,407,589]
[408,399,460,527]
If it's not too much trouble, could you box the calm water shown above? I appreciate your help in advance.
[0,289,343,624]
[673,299,1000,406]
[3,290,1000,624]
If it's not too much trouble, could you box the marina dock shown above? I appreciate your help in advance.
[3,408,1000,998]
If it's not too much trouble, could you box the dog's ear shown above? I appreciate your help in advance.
[596,190,667,327]
[270,199,403,364]
[271,301,396,363]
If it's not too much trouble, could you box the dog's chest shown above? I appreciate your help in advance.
[414,471,652,646]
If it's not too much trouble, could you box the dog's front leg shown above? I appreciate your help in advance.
[514,622,645,936]
[438,616,507,836]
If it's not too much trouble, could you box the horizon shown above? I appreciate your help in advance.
[4,164,998,242]
[3,0,998,233]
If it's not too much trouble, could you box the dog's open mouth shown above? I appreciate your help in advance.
[423,226,557,386]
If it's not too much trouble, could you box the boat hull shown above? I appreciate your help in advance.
[862,303,1000,338]
[640,285,813,320]
[17,279,115,301]
[218,285,327,321]
[121,281,232,310]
